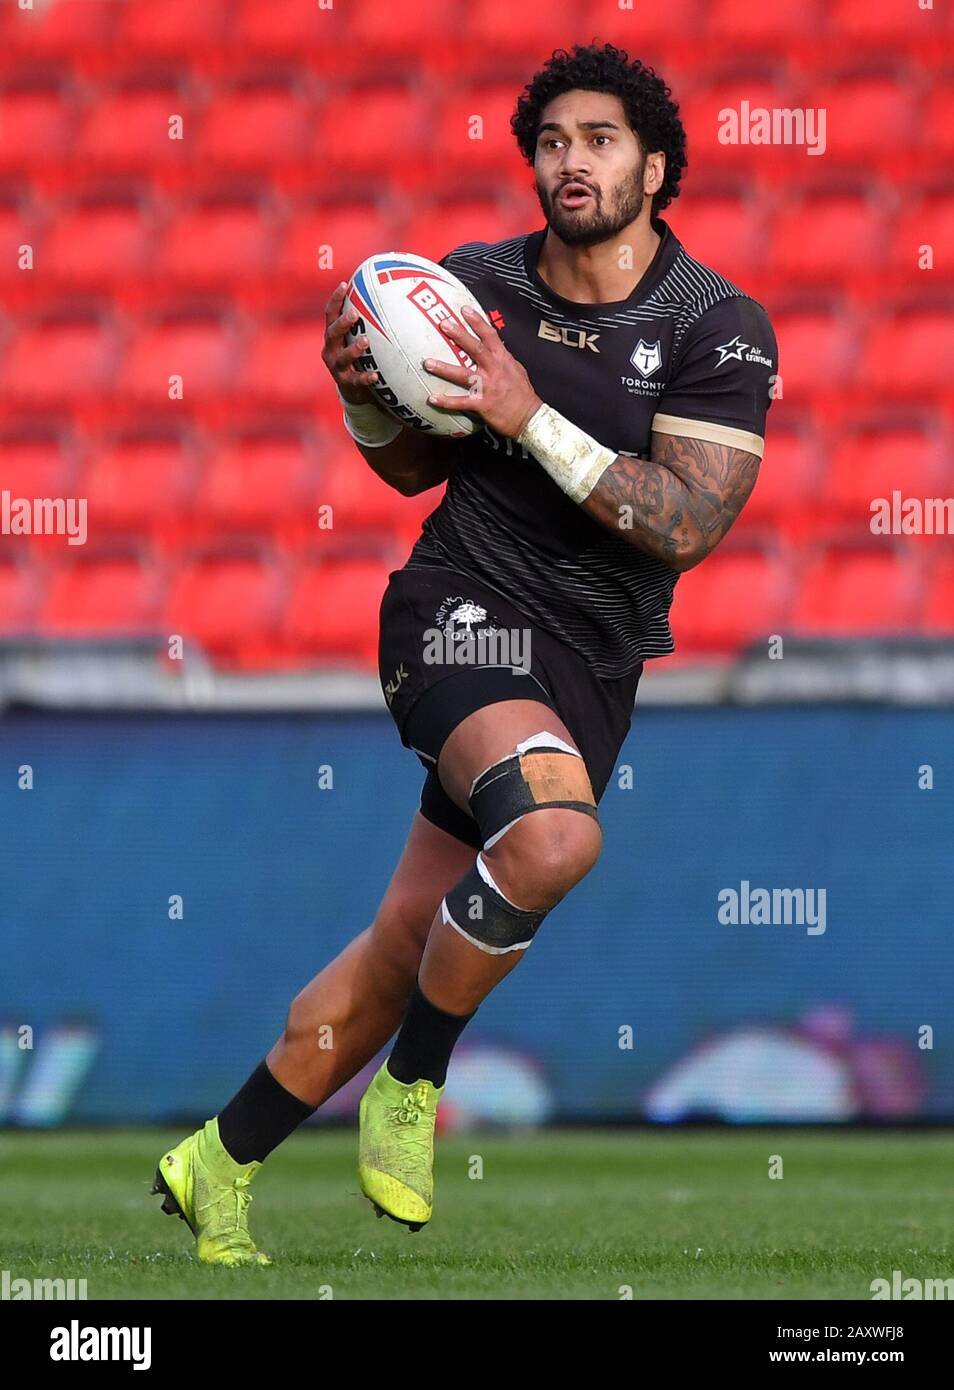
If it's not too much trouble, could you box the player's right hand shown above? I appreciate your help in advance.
[322,282,381,406]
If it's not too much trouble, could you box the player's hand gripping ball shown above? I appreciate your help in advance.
[425,305,542,440]
[342,251,540,439]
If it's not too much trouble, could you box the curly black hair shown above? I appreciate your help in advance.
[511,42,687,213]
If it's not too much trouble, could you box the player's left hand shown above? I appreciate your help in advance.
[423,306,542,439]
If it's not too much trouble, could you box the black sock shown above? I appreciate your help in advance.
[388,980,476,1088]
[216,1060,315,1164]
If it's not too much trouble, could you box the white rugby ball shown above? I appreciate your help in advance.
[343,251,490,437]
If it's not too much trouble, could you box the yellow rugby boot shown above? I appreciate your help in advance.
[358,1062,444,1230]
[151,1117,271,1267]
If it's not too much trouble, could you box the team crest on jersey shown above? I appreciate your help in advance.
[630,339,662,378]
[435,596,500,640]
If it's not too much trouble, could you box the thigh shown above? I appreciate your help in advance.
[436,698,584,815]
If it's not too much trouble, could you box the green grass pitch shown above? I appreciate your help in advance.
[1,1129,951,1300]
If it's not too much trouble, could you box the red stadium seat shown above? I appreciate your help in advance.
[460,0,579,58]
[671,546,789,652]
[594,0,702,44]
[708,0,825,42]
[314,88,426,178]
[0,558,36,634]
[75,88,192,170]
[769,196,887,281]
[402,200,522,262]
[824,428,947,528]
[923,558,954,634]
[791,548,920,635]
[771,309,856,401]
[821,78,917,164]
[430,87,527,177]
[234,0,345,55]
[156,202,276,286]
[195,436,317,533]
[278,203,398,286]
[164,553,283,663]
[81,437,196,537]
[0,200,33,281]
[39,556,162,638]
[197,87,311,169]
[0,88,74,172]
[0,319,115,405]
[679,79,800,172]
[239,319,327,408]
[830,0,948,43]
[924,86,954,159]
[5,0,114,58]
[860,312,954,396]
[0,436,75,500]
[283,558,390,666]
[670,198,762,280]
[316,444,405,535]
[117,0,232,58]
[41,203,154,287]
[890,196,954,276]
[735,429,821,533]
[346,0,458,63]
[119,318,236,403]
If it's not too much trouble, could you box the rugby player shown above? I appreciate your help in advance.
[152,42,777,1263]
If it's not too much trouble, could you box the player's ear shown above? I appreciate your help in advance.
[644,151,665,198]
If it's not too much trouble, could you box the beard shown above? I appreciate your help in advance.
[536,156,647,247]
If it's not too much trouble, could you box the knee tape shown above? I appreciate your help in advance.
[442,854,547,954]
[469,731,598,848]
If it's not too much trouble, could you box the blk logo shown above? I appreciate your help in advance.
[539,319,600,353]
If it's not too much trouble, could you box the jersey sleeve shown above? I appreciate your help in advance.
[652,296,778,459]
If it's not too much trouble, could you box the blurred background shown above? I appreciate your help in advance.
[1,0,952,1130]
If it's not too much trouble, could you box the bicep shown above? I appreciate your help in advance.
[650,429,761,559]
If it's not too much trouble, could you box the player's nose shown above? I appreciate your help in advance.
[557,151,593,182]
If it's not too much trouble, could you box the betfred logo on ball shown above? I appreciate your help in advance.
[343,251,491,437]
[406,282,477,373]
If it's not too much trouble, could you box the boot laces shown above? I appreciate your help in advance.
[229,1175,253,1233]
[388,1086,433,1163]
[394,1085,429,1125]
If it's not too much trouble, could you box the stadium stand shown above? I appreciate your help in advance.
[0,0,950,668]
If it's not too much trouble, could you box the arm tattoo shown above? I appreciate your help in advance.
[582,431,761,570]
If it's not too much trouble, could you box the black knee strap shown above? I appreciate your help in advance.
[443,858,547,954]
[469,741,598,846]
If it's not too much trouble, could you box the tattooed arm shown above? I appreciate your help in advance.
[580,430,761,572]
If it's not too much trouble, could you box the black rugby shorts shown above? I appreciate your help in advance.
[378,563,642,848]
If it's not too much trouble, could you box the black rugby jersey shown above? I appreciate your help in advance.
[407,216,778,679]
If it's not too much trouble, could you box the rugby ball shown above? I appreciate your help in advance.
[343,251,491,437]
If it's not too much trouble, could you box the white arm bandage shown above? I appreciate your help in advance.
[338,388,402,448]
[516,403,617,504]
